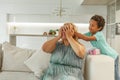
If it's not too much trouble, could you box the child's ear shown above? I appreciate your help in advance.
[98,27,102,31]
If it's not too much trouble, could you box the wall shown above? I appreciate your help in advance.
[107,0,120,54]
[0,3,107,48]
[115,5,120,54]
[116,10,120,23]
[0,13,8,42]
[115,10,120,53]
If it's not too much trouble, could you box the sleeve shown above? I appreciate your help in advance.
[94,32,102,41]
[84,32,91,36]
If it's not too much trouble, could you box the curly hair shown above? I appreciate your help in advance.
[91,15,105,31]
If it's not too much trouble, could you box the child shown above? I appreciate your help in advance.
[75,15,119,80]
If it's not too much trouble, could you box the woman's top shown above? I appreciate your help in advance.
[40,42,84,80]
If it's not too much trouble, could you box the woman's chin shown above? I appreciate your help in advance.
[62,37,67,40]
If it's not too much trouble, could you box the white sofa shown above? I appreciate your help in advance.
[0,42,115,80]
[0,43,39,80]
[84,55,114,80]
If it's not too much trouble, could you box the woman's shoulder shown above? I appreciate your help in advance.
[56,41,64,47]
[57,41,63,45]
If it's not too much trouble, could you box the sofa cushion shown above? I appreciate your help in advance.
[2,42,35,72]
[24,49,51,78]
[0,44,2,70]
[0,71,39,80]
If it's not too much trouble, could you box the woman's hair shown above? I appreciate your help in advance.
[91,15,105,31]
[64,23,78,41]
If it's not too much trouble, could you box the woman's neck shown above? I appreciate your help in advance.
[63,39,70,46]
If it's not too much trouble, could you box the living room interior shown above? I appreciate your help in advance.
[0,0,120,80]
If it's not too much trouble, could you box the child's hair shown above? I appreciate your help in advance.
[91,15,105,31]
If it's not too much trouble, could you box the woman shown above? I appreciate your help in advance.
[41,23,86,80]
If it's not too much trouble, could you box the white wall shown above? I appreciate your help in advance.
[115,10,120,53]
[0,13,9,42]
[116,10,120,23]
[113,35,120,53]
[0,3,107,48]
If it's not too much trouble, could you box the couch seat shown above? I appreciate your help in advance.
[0,71,39,80]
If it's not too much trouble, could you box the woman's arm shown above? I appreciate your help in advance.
[64,25,85,58]
[75,32,96,41]
[42,36,60,53]
[67,36,85,59]
[42,28,62,53]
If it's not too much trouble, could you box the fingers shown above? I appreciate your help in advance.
[59,23,75,38]
[58,26,64,38]
[65,24,74,34]
[63,24,70,32]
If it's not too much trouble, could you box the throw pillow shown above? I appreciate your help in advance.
[2,42,35,72]
[24,49,51,78]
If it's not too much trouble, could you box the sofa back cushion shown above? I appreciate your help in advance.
[0,44,3,70]
[2,42,35,72]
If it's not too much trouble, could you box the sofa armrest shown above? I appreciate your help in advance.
[84,55,114,80]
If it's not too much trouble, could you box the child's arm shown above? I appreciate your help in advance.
[75,32,96,41]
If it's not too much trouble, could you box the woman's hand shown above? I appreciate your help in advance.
[63,24,74,39]
[62,23,85,58]
[57,26,63,39]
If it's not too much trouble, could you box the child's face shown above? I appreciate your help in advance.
[89,19,101,34]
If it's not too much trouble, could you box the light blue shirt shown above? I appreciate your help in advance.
[85,31,118,59]
[40,42,84,80]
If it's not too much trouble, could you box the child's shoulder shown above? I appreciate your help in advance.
[95,31,103,35]
[94,31,105,39]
